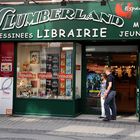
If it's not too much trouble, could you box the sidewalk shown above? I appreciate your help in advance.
[76,114,139,124]
[0,114,140,140]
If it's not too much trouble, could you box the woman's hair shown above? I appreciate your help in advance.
[101,73,107,79]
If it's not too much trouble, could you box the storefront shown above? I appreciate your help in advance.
[0,0,140,120]
[14,42,82,116]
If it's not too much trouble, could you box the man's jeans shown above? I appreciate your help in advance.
[104,91,117,119]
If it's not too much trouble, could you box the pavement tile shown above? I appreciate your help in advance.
[55,125,124,135]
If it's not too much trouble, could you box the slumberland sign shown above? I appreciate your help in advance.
[0,1,140,41]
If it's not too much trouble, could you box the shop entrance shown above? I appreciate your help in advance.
[85,45,138,118]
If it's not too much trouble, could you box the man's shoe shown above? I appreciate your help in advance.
[98,116,105,119]
[111,116,116,120]
[103,118,110,121]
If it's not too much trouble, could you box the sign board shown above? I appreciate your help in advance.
[0,1,140,41]
[0,43,14,77]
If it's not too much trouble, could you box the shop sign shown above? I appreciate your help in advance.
[0,1,140,40]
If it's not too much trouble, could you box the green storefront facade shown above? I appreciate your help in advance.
[0,0,140,121]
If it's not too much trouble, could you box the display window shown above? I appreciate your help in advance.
[16,42,73,99]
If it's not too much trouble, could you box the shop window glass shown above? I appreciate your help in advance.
[16,42,73,100]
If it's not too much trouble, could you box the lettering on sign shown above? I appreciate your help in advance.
[0,7,124,31]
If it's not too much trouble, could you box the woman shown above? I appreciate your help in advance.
[98,73,108,118]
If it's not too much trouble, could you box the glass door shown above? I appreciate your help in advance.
[85,45,138,116]
[86,53,110,114]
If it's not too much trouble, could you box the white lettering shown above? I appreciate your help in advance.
[51,29,57,38]
[0,7,124,31]
[3,14,15,30]
[92,29,98,37]
[84,29,90,37]
[100,28,107,37]
[0,7,15,27]
[125,6,140,12]
[49,9,61,21]
[0,32,33,39]
[35,28,108,39]
[67,29,74,37]
[119,31,123,37]
[44,29,50,38]
[60,8,75,20]
[133,22,139,28]
[59,29,66,38]
[119,30,140,37]
[37,29,43,38]
[76,29,82,37]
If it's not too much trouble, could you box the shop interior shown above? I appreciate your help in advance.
[86,45,138,116]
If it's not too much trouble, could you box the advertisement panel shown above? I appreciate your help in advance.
[0,77,13,115]
[0,43,14,77]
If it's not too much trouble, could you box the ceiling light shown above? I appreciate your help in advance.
[62,47,73,51]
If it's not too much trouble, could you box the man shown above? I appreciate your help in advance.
[103,67,117,121]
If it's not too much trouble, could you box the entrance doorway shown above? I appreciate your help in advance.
[85,45,138,118]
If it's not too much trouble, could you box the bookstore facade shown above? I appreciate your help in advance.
[0,1,140,121]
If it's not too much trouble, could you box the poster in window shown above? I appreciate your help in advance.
[46,54,59,96]
[0,43,14,77]
[30,51,40,64]
[1,63,12,72]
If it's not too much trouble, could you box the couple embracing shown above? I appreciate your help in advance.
[98,67,117,121]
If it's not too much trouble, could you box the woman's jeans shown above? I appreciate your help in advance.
[101,96,112,117]
[104,91,117,119]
